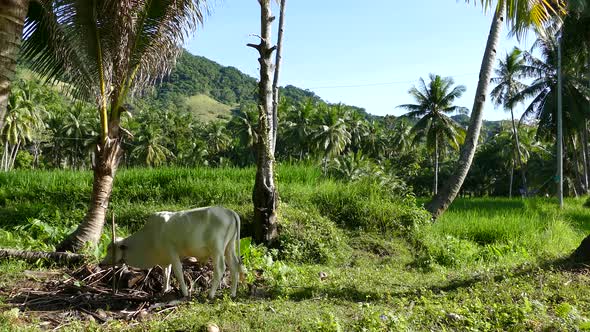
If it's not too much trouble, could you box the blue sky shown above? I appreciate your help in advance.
[185,0,538,121]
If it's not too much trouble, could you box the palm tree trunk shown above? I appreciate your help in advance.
[2,142,8,171]
[509,108,527,197]
[509,161,513,198]
[249,0,279,245]
[56,138,123,252]
[0,0,29,132]
[434,139,439,195]
[9,139,20,170]
[426,3,505,219]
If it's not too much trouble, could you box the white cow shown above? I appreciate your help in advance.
[101,206,246,299]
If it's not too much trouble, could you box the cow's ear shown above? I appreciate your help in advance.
[119,244,128,251]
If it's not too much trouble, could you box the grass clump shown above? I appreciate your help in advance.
[278,204,350,264]
[311,180,429,233]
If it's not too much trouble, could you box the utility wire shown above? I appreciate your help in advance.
[308,72,480,89]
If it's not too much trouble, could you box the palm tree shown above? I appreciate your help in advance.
[0,0,29,133]
[131,124,174,167]
[398,74,468,195]
[231,105,259,150]
[516,32,588,139]
[21,0,208,252]
[283,98,316,160]
[490,47,529,196]
[2,82,46,171]
[362,120,387,159]
[313,105,352,173]
[516,31,590,195]
[387,118,413,157]
[204,121,231,166]
[492,125,532,197]
[61,103,98,169]
[344,109,369,153]
[427,0,564,219]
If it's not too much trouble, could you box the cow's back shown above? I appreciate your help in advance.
[161,206,236,260]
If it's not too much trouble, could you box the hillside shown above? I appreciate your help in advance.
[153,50,371,121]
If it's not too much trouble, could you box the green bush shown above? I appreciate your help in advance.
[14,151,34,170]
[312,182,429,233]
[278,204,350,264]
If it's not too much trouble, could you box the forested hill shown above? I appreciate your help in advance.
[152,50,371,120]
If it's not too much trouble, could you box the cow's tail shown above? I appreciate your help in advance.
[234,211,247,280]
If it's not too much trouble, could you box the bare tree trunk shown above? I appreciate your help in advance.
[0,248,85,265]
[434,139,439,195]
[56,138,123,252]
[0,0,29,132]
[270,0,286,154]
[426,3,505,219]
[510,107,527,196]
[248,0,286,245]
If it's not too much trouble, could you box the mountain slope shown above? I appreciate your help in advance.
[153,50,371,121]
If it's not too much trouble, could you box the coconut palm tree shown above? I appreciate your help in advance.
[313,105,352,173]
[491,47,529,196]
[21,0,208,252]
[204,121,232,166]
[2,82,47,171]
[492,125,532,197]
[60,103,98,169]
[0,0,29,133]
[516,32,589,141]
[131,124,174,167]
[362,120,387,159]
[398,74,468,195]
[427,0,564,219]
[387,118,413,156]
[283,98,317,160]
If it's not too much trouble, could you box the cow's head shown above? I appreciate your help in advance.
[99,237,128,266]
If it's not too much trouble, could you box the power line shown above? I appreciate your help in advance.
[308,72,480,90]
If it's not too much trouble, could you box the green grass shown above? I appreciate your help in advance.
[415,198,585,269]
[1,168,590,330]
[184,94,234,122]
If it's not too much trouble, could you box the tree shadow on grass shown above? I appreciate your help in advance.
[285,257,586,303]
[446,199,526,215]
[563,210,590,233]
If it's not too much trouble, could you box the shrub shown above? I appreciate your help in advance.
[312,182,429,233]
[278,204,350,264]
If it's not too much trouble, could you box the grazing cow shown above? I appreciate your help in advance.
[100,206,246,299]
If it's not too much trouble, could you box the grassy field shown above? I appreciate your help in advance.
[0,167,589,331]
[185,94,234,122]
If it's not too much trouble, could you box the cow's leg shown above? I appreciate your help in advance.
[164,265,172,293]
[208,253,225,299]
[171,256,189,298]
[225,241,240,297]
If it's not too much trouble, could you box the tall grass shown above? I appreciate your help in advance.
[0,165,427,263]
[415,197,585,269]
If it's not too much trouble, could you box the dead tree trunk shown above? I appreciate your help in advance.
[0,249,85,265]
[248,0,287,245]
